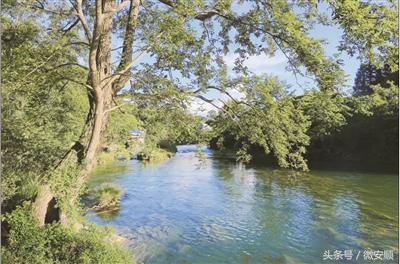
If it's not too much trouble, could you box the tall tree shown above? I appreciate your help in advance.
[353,63,399,96]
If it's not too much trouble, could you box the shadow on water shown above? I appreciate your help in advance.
[85,145,399,264]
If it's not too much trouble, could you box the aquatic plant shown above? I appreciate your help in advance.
[94,183,123,210]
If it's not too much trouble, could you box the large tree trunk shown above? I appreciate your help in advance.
[32,185,54,226]
[31,0,140,226]
[32,87,113,226]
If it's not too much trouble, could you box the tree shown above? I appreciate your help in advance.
[1,12,88,211]
[328,0,398,71]
[353,63,399,96]
[210,75,311,170]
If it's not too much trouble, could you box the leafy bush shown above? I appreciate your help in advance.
[2,205,134,264]
[1,16,89,208]
[135,104,205,148]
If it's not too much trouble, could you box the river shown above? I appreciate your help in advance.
[86,145,398,264]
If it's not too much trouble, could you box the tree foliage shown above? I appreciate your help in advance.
[328,0,398,71]
[353,63,399,96]
[210,75,311,170]
[1,14,89,204]
[2,205,133,264]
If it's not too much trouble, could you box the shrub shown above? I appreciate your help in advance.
[2,205,134,264]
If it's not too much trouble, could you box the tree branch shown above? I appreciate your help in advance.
[157,0,220,21]
[108,31,163,92]
[75,0,92,42]
[113,0,130,13]
[54,62,89,71]
[55,73,94,90]
[62,18,80,34]
[26,1,76,16]
[107,44,151,87]
[103,102,129,113]
[67,41,90,47]
[113,0,141,93]
[194,94,241,124]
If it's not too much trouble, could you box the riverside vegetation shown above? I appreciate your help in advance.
[1,0,398,263]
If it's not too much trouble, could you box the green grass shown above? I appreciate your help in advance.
[94,183,122,210]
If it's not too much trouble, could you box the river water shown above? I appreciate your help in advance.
[86,145,398,264]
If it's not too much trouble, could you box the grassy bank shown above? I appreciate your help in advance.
[2,204,134,264]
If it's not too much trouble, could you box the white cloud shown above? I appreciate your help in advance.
[188,87,246,117]
[223,52,287,74]
[188,98,221,116]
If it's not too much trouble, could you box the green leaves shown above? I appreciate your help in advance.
[328,0,398,71]
[1,16,89,205]
[135,103,205,148]
[298,90,350,139]
[3,205,133,264]
[210,75,311,171]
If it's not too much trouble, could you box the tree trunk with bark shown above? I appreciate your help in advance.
[31,0,140,226]
[32,185,54,226]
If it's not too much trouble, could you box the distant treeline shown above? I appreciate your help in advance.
[307,64,399,172]
[209,64,399,172]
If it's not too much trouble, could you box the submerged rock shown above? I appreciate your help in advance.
[136,152,150,161]
[116,155,127,161]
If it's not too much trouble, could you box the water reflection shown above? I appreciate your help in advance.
[94,207,121,220]
[86,146,398,263]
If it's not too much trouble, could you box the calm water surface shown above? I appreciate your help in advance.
[87,145,398,264]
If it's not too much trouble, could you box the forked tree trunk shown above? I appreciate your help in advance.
[31,0,140,226]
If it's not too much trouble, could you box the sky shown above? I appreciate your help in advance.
[222,24,360,92]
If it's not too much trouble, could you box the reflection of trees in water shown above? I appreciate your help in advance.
[213,160,318,257]
[298,170,395,250]
[213,161,259,196]
[213,160,398,251]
